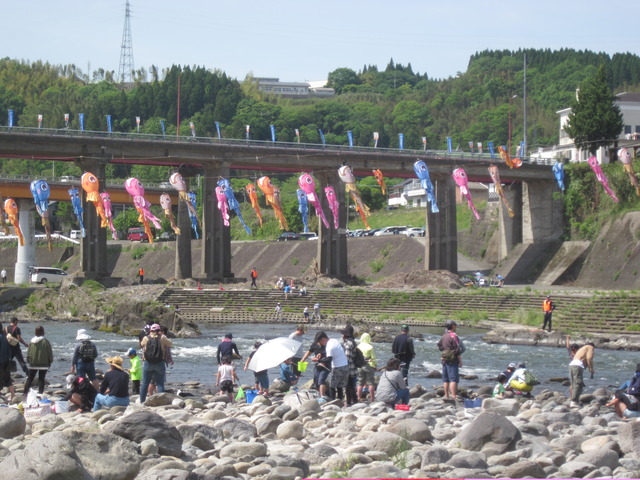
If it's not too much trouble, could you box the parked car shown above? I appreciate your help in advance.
[69,230,82,239]
[277,232,301,241]
[59,176,79,184]
[363,229,380,236]
[31,267,69,284]
[299,232,318,240]
[404,227,425,237]
[159,182,172,190]
[374,226,409,236]
[157,231,176,241]
[127,227,148,242]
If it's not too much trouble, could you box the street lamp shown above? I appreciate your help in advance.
[508,95,518,156]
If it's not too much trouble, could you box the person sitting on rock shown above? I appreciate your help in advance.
[376,357,409,408]
[493,373,510,398]
[606,390,640,419]
[279,358,299,390]
[63,375,97,412]
[93,356,130,411]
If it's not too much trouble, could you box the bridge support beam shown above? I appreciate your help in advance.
[201,164,233,281]
[522,180,563,243]
[317,171,348,277]
[77,159,108,278]
[498,184,523,260]
[425,176,458,273]
[14,200,36,284]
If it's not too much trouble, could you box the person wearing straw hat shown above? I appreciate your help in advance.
[93,356,130,411]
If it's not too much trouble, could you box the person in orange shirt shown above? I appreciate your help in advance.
[138,268,145,285]
[542,296,554,332]
[250,267,258,288]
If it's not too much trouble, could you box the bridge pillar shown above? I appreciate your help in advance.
[317,171,348,277]
[174,183,193,279]
[14,200,36,284]
[201,164,232,281]
[498,184,523,260]
[77,159,108,278]
[522,180,563,243]
[425,176,458,273]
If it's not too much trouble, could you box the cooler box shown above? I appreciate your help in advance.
[394,404,410,411]
[245,389,259,403]
[463,398,483,408]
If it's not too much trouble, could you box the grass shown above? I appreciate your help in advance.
[510,307,541,327]
[369,259,385,273]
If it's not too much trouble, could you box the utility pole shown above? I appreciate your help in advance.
[523,53,527,156]
[118,0,135,88]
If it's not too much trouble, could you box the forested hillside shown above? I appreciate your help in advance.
[1,49,640,243]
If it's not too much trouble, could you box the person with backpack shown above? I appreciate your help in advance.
[71,329,99,389]
[508,363,538,395]
[437,320,463,401]
[340,324,358,406]
[356,332,377,402]
[139,323,172,403]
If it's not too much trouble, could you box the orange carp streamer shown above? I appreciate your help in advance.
[498,146,522,169]
[4,198,24,246]
[338,166,371,230]
[488,165,515,217]
[0,192,9,235]
[373,169,387,195]
[257,176,288,230]
[81,172,108,227]
[245,183,263,227]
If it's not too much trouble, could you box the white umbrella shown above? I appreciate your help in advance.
[248,337,302,372]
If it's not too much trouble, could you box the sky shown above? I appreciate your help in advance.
[4,1,639,83]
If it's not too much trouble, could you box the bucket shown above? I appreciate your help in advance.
[297,361,308,373]
[245,389,259,404]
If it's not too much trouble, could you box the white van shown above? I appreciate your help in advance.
[70,230,82,239]
[31,267,69,284]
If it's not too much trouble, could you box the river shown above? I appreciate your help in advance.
[16,322,639,395]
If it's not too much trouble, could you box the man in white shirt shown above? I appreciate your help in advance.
[315,331,348,401]
[1,269,6,284]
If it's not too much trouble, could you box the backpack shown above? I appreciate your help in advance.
[144,336,164,363]
[354,347,366,369]
[628,374,640,396]
[79,340,97,362]
[524,370,540,386]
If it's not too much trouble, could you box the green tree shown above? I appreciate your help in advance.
[326,68,361,94]
[564,65,624,154]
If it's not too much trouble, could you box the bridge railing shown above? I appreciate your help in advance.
[0,125,544,165]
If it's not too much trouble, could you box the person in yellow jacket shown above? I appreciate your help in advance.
[357,332,377,402]
[127,348,142,395]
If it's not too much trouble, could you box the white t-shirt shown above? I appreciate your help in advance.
[326,338,348,368]
[218,364,234,383]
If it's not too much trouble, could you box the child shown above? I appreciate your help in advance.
[493,373,508,398]
[244,342,269,396]
[279,358,298,390]
[216,356,238,400]
[127,348,142,395]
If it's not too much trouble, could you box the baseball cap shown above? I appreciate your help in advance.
[127,348,137,356]
[508,362,516,369]
[401,324,409,332]
[150,324,161,331]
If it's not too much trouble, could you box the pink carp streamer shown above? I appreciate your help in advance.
[246,184,263,227]
[215,186,230,226]
[124,178,163,244]
[160,194,180,235]
[588,156,619,202]
[488,165,514,217]
[169,172,199,218]
[257,176,288,230]
[4,198,24,246]
[324,186,340,229]
[338,166,371,230]
[618,148,640,196]
[100,192,119,240]
[453,168,480,220]
[298,174,330,229]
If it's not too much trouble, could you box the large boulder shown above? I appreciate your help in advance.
[363,431,406,456]
[618,421,640,458]
[255,414,283,436]
[574,449,620,470]
[452,411,521,452]
[219,441,268,458]
[176,423,223,448]
[0,407,26,439]
[386,418,433,443]
[482,398,520,416]
[276,420,304,440]
[501,460,546,478]
[214,417,257,440]
[104,410,183,457]
[446,452,488,469]
[0,430,141,480]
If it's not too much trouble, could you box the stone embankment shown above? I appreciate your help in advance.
[0,381,639,479]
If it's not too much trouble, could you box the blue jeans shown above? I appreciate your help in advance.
[76,360,97,381]
[395,388,410,405]
[140,361,166,402]
[400,361,411,384]
[93,394,130,411]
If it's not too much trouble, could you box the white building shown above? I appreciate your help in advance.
[388,179,492,208]
[256,78,335,98]
[543,92,640,164]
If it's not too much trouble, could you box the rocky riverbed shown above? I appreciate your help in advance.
[1,380,639,480]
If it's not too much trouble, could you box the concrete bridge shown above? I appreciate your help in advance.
[0,127,562,282]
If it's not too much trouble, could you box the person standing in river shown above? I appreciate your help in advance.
[569,341,595,408]
[391,325,415,385]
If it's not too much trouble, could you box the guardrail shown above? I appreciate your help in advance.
[0,233,80,245]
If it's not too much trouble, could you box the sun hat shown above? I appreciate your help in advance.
[106,356,124,370]
[66,374,76,389]
[76,329,91,341]
[127,348,137,356]
[150,324,161,331]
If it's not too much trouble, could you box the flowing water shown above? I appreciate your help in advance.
[16,322,640,396]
